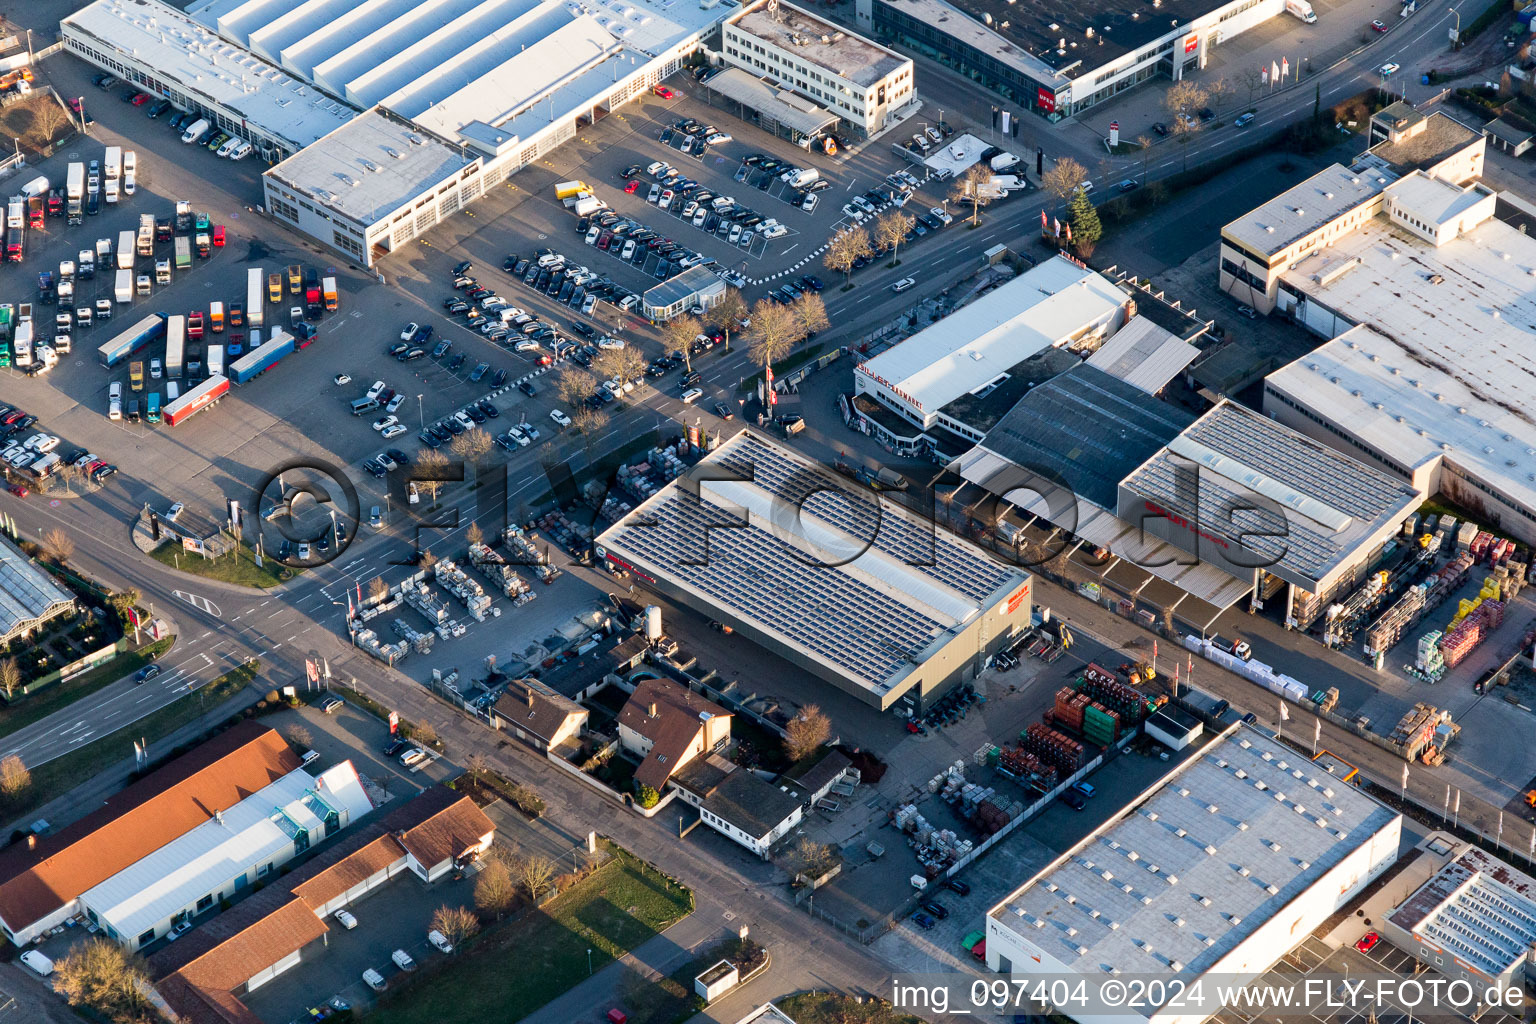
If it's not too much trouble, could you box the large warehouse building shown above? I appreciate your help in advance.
[62,0,744,265]
[856,0,1287,119]
[987,725,1403,1024]
[595,430,1033,710]
[1219,109,1536,545]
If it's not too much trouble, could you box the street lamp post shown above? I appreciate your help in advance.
[587,949,593,975]
[417,393,424,428]
[1448,6,1461,47]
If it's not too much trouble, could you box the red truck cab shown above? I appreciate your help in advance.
[187,310,204,339]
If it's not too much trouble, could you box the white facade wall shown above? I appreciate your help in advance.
[699,805,803,858]
[246,948,302,993]
[3,901,79,949]
[721,23,913,133]
[985,814,1402,1024]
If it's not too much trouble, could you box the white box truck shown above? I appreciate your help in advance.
[104,146,121,182]
[1285,0,1317,20]
[115,268,133,304]
[116,230,134,270]
[246,267,264,328]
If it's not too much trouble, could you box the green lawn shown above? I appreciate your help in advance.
[0,637,174,742]
[149,541,295,588]
[2,659,260,821]
[369,845,694,1024]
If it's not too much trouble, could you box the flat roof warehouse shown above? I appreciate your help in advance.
[731,3,908,87]
[61,0,356,155]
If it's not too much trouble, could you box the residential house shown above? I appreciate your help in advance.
[617,678,732,792]
[490,678,588,753]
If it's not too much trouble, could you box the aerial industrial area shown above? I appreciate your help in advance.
[0,0,1534,1020]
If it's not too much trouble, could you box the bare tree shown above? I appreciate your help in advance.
[707,290,748,351]
[791,838,837,878]
[54,939,153,1024]
[473,855,516,919]
[1238,66,1263,105]
[43,527,75,564]
[368,575,388,602]
[1165,81,1209,171]
[451,427,494,462]
[571,407,611,468]
[513,852,558,900]
[57,461,80,495]
[412,721,439,747]
[430,904,479,947]
[593,346,646,389]
[1041,157,1089,203]
[465,521,484,547]
[746,299,799,376]
[555,367,596,409]
[950,164,993,226]
[465,751,490,782]
[416,448,451,507]
[31,98,74,147]
[783,703,831,761]
[789,293,829,343]
[419,547,439,572]
[0,658,20,701]
[284,724,313,751]
[0,754,28,798]
[661,314,703,372]
[823,226,873,286]
[874,211,915,263]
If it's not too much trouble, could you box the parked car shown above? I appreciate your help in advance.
[334,910,358,930]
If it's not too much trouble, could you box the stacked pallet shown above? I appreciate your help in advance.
[1080,669,1151,724]
[970,800,1012,836]
[1083,704,1120,746]
[997,745,1059,792]
[1363,583,1426,656]
[1053,688,1089,731]
[1439,599,1504,668]
[1021,723,1085,773]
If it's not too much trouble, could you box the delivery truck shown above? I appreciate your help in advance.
[554,180,590,200]
[66,163,84,225]
[137,214,154,256]
[174,200,191,234]
[164,314,185,378]
[322,276,338,312]
[1285,0,1316,20]
[104,146,121,183]
[209,302,224,333]
[174,236,191,271]
[207,344,224,378]
[163,374,228,426]
[129,360,144,390]
[27,196,43,228]
[115,269,133,304]
[228,327,293,384]
[12,321,31,368]
[287,264,301,295]
[78,248,95,279]
[195,233,210,258]
[116,230,135,270]
[155,259,170,285]
[267,272,282,304]
[247,268,264,328]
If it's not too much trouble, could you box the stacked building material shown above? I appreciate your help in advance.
[1053,688,1088,731]
[505,525,560,583]
[353,627,409,664]
[390,618,434,654]
[1021,723,1085,773]
[468,542,535,604]
[403,581,449,625]
[1080,675,1152,725]
[1083,704,1119,746]
[1438,599,1504,668]
[1456,521,1479,552]
[1364,583,1427,656]
[997,745,1058,792]
[970,800,1012,836]
[1390,702,1451,760]
[434,559,491,621]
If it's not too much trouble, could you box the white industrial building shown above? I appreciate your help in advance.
[81,761,372,950]
[60,0,747,265]
[1250,168,1536,547]
[596,430,1034,710]
[61,0,357,162]
[986,726,1403,1024]
[721,0,914,137]
[1383,842,1536,990]
[853,255,1130,444]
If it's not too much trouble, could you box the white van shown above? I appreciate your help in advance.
[20,950,53,977]
[108,382,123,421]
[362,968,387,992]
[19,176,49,199]
[167,381,180,402]
[181,118,210,144]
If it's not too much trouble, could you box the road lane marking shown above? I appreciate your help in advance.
[173,591,222,617]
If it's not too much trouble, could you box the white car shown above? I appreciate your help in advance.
[930,206,953,226]
[400,323,418,341]
[453,410,475,431]
[1378,62,1400,76]
[680,387,703,404]
[372,415,399,432]
[367,380,387,400]
[30,435,59,453]
[334,910,358,930]
[334,373,352,385]
[381,424,407,439]
[429,929,454,954]
[504,426,530,447]
[705,132,732,145]
[150,358,163,379]
[229,140,253,161]
[597,336,625,349]
[550,409,572,428]
[514,339,540,352]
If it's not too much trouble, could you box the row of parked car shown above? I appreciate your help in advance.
[95,74,255,160]
[639,161,787,246]
[0,406,116,489]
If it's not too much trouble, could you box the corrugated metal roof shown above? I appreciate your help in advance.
[702,68,839,136]
[1084,316,1199,395]
[0,535,74,643]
